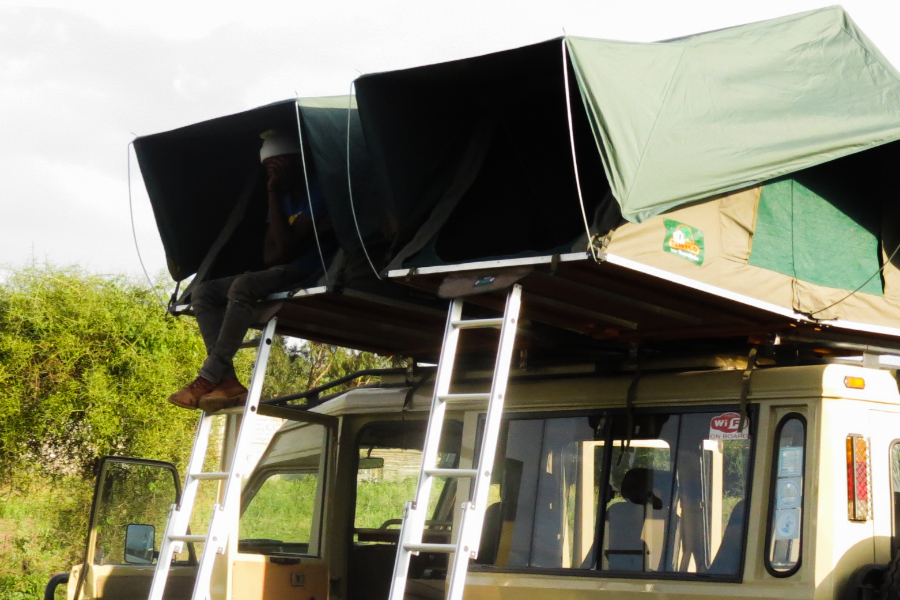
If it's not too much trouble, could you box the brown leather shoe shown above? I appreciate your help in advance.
[198,377,249,412]
[168,376,216,410]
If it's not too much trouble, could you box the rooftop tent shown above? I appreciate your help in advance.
[134,96,384,283]
[134,97,450,357]
[354,38,612,272]
[567,6,900,223]
[357,8,900,348]
[356,6,900,275]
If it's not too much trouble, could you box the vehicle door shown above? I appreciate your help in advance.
[70,456,197,600]
[869,410,900,564]
[231,408,338,600]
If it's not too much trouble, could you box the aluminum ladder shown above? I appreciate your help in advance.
[389,284,522,600]
[147,317,278,600]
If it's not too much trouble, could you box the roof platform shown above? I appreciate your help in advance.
[386,251,900,360]
[172,282,451,358]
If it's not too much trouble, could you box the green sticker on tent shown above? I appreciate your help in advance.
[663,219,704,265]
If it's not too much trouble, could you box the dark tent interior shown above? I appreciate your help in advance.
[134,98,383,284]
[354,38,614,272]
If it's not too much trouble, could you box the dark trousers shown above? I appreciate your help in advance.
[192,265,310,383]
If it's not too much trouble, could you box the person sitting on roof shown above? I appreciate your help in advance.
[168,129,335,411]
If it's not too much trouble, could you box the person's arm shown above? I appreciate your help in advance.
[263,157,313,267]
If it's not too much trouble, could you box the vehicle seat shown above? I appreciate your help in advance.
[605,468,662,571]
[707,500,745,574]
[475,501,504,565]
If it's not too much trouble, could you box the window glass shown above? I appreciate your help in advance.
[353,421,462,544]
[479,417,598,568]
[479,409,753,579]
[602,414,678,573]
[766,416,805,575]
[239,421,328,555]
[891,442,900,555]
[92,459,179,565]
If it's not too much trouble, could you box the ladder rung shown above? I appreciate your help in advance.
[424,468,478,478]
[169,535,206,544]
[451,318,503,329]
[238,338,261,349]
[438,393,490,404]
[190,472,229,481]
[404,542,455,553]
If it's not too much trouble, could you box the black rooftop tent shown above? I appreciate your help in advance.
[133,97,449,356]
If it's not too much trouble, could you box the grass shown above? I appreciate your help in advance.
[0,477,93,600]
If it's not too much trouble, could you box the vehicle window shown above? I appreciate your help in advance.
[239,421,328,556]
[478,416,598,568]
[891,441,900,556]
[479,408,753,579]
[765,415,806,576]
[92,459,180,565]
[353,421,462,545]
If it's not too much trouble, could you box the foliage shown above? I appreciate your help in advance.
[0,263,405,597]
[0,476,94,599]
[258,336,404,402]
[0,265,206,479]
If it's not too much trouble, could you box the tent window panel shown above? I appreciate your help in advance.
[749,171,883,296]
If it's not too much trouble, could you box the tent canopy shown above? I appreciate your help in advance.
[356,7,900,346]
[134,96,383,282]
[568,5,900,223]
[354,6,900,276]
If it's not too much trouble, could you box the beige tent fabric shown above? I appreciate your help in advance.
[605,187,900,329]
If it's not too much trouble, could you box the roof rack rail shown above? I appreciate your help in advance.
[261,367,418,407]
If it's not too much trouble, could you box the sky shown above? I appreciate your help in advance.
[2,0,900,283]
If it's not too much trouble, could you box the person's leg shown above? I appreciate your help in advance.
[170,265,310,410]
[198,265,310,384]
[191,276,239,379]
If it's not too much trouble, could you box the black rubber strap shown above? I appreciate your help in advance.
[739,347,759,431]
[618,346,641,465]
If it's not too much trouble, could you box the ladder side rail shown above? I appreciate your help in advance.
[148,414,216,600]
[190,316,278,600]
[388,299,464,600]
[446,284,522,600]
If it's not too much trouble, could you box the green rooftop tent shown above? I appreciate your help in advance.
[352,6,900,342]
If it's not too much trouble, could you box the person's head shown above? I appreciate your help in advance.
[259,129,303,188]
[259,129,301,163]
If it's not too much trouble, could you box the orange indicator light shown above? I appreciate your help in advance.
[844,376,866,389]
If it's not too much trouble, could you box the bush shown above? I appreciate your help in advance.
[0,265,205,478]
[0,264,403,596]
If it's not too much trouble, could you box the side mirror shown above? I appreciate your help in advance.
[359,456,384,470]
[124,523,156,564]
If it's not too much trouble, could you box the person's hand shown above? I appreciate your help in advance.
[264,156,291,193]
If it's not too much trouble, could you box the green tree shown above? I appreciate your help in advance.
[0,264,404,597]
[0,265,205,479]
[260,336,404,401]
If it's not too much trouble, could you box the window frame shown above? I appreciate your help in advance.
[763,412,807,578]
[238,409,337,559]
[469,403,758,583]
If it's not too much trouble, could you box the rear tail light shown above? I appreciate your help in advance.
[846,434,871,521]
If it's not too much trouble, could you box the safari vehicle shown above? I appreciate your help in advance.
[51,6,900,600]
[60,356,900,600]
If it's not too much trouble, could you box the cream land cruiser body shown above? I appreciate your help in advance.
[65,362,900,600]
